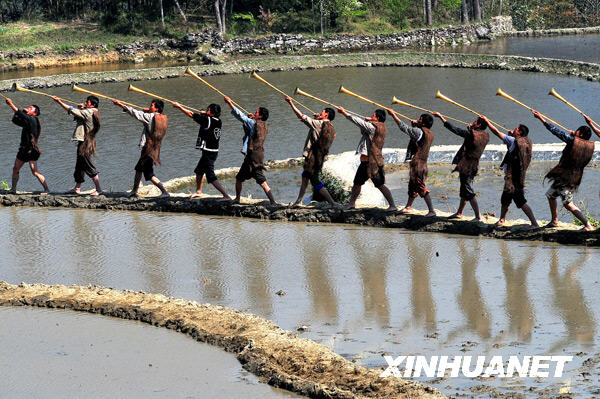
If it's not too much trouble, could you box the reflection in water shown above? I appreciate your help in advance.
[457,239,491,339]
[406,234,436,332]
[131,213,170,294]
[501,242,535,342]
[549,248,595,350]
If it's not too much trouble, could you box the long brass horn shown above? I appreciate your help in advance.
[128,84,202,113]
[496,88,568,131]
[185,67,250,114]
[435,90,509,132]
[339,86,411,120]
[251,71,315,114]
[392,96,468,125]
[12,83,78,105]
[295,87,364,118]
[72,84,142,109]
[549,87,600,128]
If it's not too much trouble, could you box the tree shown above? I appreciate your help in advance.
[425,0,433,25]
[214,0,228,34]
[472,0,482,20]
[461,0,469,23]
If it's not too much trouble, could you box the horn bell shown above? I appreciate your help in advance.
[184,66,193,75]
[435,90,442,99]
[294,87,301,95]
[338,85,347,94]
[128,84,135,92]
[496,88,505,97]
[11,83,19,92]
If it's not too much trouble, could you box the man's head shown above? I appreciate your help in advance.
[256,107,269,121]
[576,125,592,140]
[374,109,386,123]
[470,117,488,131]
[319,107,335,121]
[86,96,99,108]
[207,103,221,118]
[25,105,40,116]
[419,113,434,129]
[150,99,165,114]
[512,124,529,137]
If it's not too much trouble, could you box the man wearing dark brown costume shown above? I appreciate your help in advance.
[113,99,170,198]
[388,110,436,216]
[433,112,489,221]
[223,96,277,205]
[4,98,49,194]
[285,96,336,206]
[532,110,594,231]
[336,106,396,211]
[172,102,231,200]
[54,95,103,195]
[480,115,538,228]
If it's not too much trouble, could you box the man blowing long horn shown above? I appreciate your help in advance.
[285,96,336,206]
[113,98,170,198]
[433,112,489,221]
[480,115,538,228]
[532,110,594,231]
[387,109,436,216]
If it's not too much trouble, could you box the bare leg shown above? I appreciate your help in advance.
[150,176,169,197]
[469,197,482,221]
[449,199,467,219]
[90,175,102,195]
[520,204,539,227]
[423,193,436,216]
[565,201,593,231]
[212,180,231,200]
[129,171,143,197]
[400,196,416,214]
[293,177,310,206]
[29,161,49,194]
[378,185,397,211]
[11,158,25,193]
[495,203,510,227]
[260,181,277,205]
[318,186,335,205]
[344,185,361,210]
[234,179,243,203]
[545,197,559,227]
[191,174,204,198]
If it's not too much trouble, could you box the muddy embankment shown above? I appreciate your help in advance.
[0,281,444,399]
[1,191,598,246]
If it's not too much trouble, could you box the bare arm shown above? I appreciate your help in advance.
[584,115,600,138]
[336,106,349,117]
[173,102,194,118]
[286,96,303,119]
[5,98,18,112]
[432,111,447,124]
[480,115,504,141]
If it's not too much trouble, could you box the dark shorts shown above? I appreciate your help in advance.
[135,153,155,181]
[74,142,98,183]
[459,173,476,201]
[501,189,527,209]
[408,174,430,198]
[236,156,266,185]
[302,170,324,189]
[194,151,219,183]
[353,161,385,188]
[16,146,40,163]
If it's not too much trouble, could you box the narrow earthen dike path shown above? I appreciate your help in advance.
[0,282,444,399]
[1,192,598,246]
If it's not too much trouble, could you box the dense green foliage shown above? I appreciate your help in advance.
[1,0,599,37]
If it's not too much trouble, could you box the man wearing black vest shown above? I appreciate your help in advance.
[173,102,231,200]
[285,96,336,206]
[4,98,49,194]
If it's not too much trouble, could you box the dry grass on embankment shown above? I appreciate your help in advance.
[0,282,444,399]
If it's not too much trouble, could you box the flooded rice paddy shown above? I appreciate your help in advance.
[0,207,599,397]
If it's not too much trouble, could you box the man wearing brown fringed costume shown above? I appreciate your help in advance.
[336,106,397,211]
[54,95,103,195]
[285,96,336,206]
[387,109,436,216]
[480,116,538,228]
[533,110,594,231]
[113,99,170,198]
[433,112,489,221]
[223,96,277,205]
[4,98,49,194]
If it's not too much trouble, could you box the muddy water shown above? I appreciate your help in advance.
[437,33,600,63]
[2,66,599,193]
[0,306,297,398]
[0,207,599,397]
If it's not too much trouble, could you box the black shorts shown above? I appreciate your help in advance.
[353,161,385,188]
[459,173,476,201]
[135,153,155,181]
[194,151,219,183]
[501,189,527,209]
[16,146,40,163]
[236,156,266,185]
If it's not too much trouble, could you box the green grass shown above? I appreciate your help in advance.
[0,21,146,52]
[572,200,600,228]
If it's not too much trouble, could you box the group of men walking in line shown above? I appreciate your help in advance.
[3,92,597,230]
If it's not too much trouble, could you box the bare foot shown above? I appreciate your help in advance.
[494,219,506,228]
[90,190,102,196]
[448,213,463,220]
[128,191,139,198]
[543,221,559,229]
[425,211,436,217]
[343,203,356,210]
[232,198,241,204]
[581,224,595,232]
[399,206,412,214]
[269,201,278,206]
[40,191,49,196]
[387,206,398,212]
[290,200,302,208]
[8,189,16,194]
[190,192,203,199]
[217,196,232,202]
[67,188,81,195]
[159,192,170,198]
